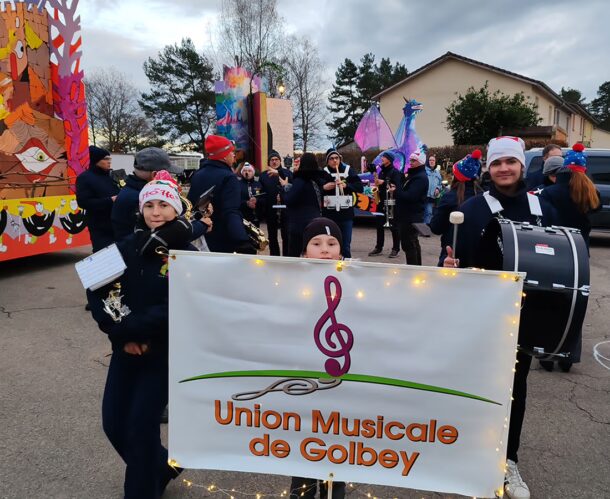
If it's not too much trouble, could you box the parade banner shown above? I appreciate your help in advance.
[169,253,524,498]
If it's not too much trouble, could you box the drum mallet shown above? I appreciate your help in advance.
[449,211,464,263]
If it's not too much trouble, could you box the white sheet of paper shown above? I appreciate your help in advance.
[75,244,127,291]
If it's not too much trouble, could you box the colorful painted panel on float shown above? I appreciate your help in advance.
[214,66,265,153]
[0,0,89,262]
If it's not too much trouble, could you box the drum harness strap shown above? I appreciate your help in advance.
[482,191,543,226]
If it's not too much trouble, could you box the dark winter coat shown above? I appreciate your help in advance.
[239,178,263,223]
[525,168,545,191]
[430,181,479,265]
[376,164,403,208]
[320,163,364,222]
[455,182,558,269]
[394,165,428,224]
[259,167,293,214]
[75,165,120,251]
[111,174,148,242]
[284,173,323,233]
[87,222,197,355]
[188,159,249,253]
[539,173,597,248]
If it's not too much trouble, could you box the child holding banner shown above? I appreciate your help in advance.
[443,137,557,499]
[87,171,195,498]
[290,217,346,498]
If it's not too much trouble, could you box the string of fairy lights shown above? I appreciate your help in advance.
[175,475,504,498]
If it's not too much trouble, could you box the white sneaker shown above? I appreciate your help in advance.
[504,459,530,499]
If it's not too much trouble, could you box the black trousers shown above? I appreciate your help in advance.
[288,230,304,258]
[265,208,288,256]
[102,350,180,499]
[398,222,422,265]
[374,213,400,251]
[507,350,533,463]
[290,477,346,499]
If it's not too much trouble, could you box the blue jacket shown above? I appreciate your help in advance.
[539,173,594,248]
[455,182,557,269]
[430,181,480,266]
[87,231,196,355]
[284,174,322,232]
[321,163,364,222]
[425,166,443,199]
[75,165,120,251]
[259,167,293,214]
[111,174,147,242]
[394,165,428,224]
[188,159,249,253]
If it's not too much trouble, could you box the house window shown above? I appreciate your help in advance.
[566,116,570,131]
[572,115,575,131]
[554,109,560,125]
[548,106,552,124]
[580,117,584,135]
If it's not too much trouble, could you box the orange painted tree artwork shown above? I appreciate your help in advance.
[0,0,89,260]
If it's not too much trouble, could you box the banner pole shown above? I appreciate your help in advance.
[327,472,334,497]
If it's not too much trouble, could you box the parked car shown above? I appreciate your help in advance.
[524,148,610,232]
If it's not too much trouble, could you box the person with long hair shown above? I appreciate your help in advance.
[540,143,600,248]
[536,143,600,373]
[443,137,557,499]
[281,153,323,257]
[87,171,196,498]
[429,149,483,266]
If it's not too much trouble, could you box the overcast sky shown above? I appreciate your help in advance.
[78,0,609,147]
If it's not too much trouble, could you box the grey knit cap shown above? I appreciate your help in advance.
[542,155,569,176]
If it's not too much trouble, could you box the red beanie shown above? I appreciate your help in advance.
[205,135,235,160]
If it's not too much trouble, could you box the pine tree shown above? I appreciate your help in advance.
[327,54,409,145]
[590,81,610,131]
[139,38,216,151]
[326,58,361,145]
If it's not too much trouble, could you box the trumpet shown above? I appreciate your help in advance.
[384,182,396,228]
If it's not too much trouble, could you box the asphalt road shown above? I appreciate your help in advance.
[1,226,609,499]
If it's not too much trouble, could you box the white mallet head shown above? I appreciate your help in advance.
[449,211,464,225]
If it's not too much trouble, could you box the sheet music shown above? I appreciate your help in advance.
[75,244,127,291]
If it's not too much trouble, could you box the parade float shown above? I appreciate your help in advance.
[0,0,89,262]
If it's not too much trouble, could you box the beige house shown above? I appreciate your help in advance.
[374,52,607,148]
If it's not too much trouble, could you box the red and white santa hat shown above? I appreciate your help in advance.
[138,170,183,215]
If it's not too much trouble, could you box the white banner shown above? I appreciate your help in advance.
[169,252,523,498]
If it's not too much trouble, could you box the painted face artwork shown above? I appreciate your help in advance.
[0,4,70,200]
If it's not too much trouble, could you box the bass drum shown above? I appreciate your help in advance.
[476,218,590,360]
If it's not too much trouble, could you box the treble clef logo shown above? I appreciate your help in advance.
[313,276,354,377]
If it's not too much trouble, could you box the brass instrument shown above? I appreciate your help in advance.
[184,188,268,252]
[384,181,396,228]
[243,219,269,251]
[103,283,131,323]
[371,171,381,204]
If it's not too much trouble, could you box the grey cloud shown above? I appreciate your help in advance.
[315,0,608,100]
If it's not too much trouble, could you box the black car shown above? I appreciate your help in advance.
[524,148,610,232]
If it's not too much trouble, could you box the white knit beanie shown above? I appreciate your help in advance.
[487,136,526,166]
[409,149,426,166]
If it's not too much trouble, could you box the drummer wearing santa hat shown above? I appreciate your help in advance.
[443,136,558,499]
